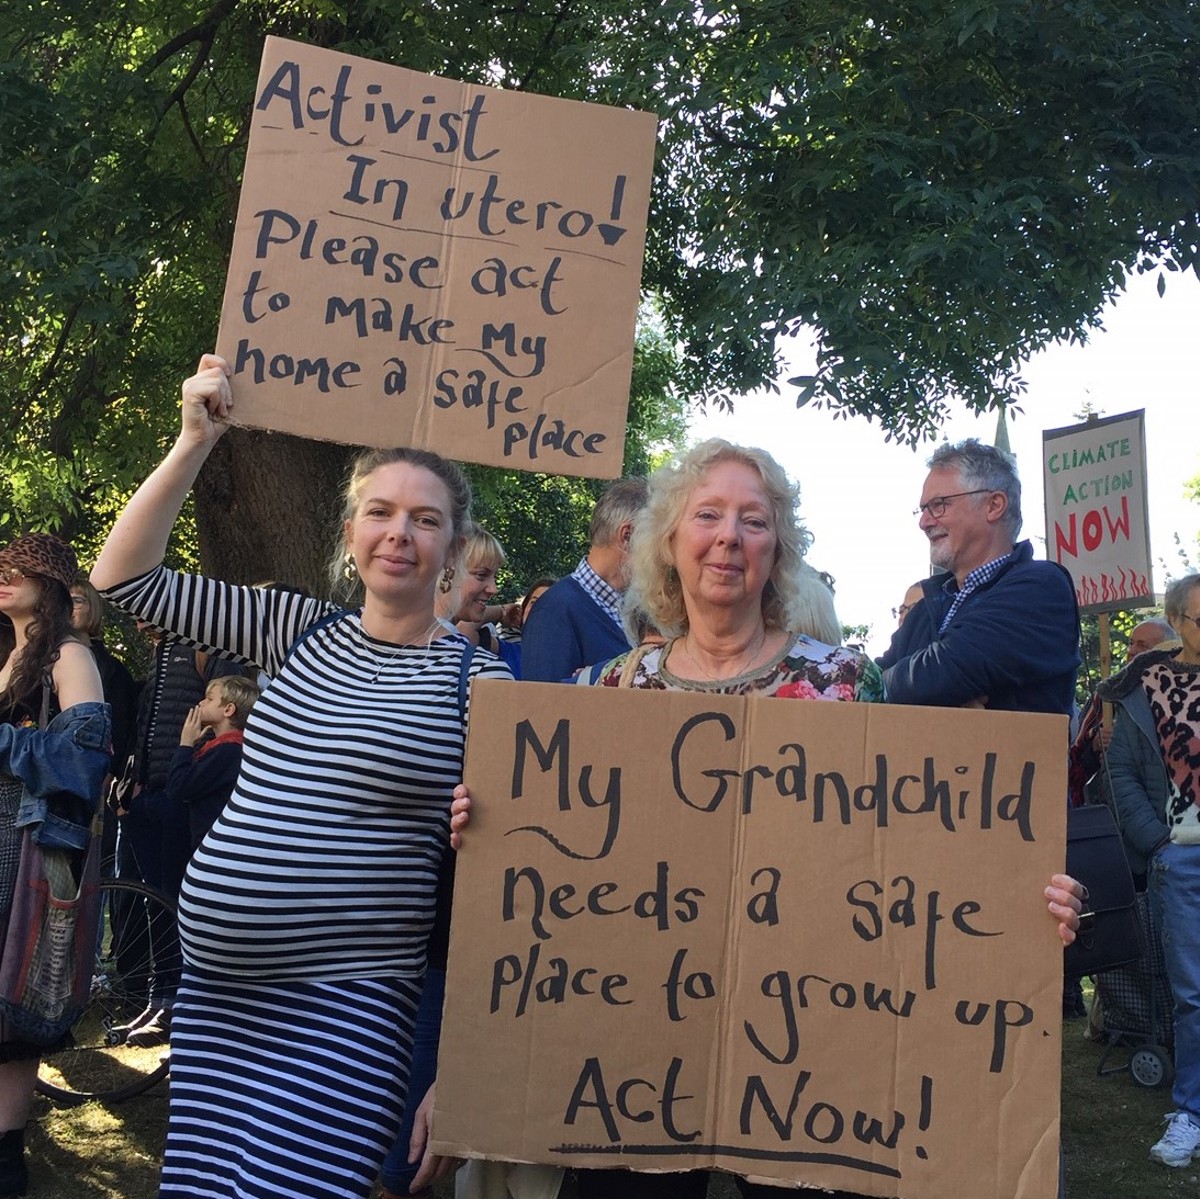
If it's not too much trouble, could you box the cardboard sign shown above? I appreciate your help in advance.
[1043,410,1154,614]
[433,681,1066,1199]
[216,38,658,477]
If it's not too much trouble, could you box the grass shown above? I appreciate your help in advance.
[21,1014,1200,1198]
[1060,1017,1198,1198]
[27,1089,166,1199]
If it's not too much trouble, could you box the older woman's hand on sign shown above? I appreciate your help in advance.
[1047,873,1084,945]
[449,784,473,851]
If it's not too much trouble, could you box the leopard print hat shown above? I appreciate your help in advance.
[0,532,78,593]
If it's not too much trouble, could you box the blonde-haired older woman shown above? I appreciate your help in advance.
[568,440,879,1199]
[451,438,1083,1199]
[1105,572,1200,1167]
[590,439,880,699]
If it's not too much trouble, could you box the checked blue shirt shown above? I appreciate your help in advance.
[937,549,1016,634]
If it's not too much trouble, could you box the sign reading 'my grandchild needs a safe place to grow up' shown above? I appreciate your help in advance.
[216,37,658,477]
[433,683,1067,1199]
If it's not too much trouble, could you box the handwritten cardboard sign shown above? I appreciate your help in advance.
[1043,410,1154,614]
[216,37,658,477]
[432,682,1066,1198]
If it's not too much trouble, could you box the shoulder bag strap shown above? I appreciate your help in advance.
[457,642,476,721]
[617,643,655,689]
[39,668,54,728]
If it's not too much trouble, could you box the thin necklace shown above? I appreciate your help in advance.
[681,624,769,683]
[366,618,443,683]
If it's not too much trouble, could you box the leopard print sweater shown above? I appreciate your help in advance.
[1143,657,1200,838]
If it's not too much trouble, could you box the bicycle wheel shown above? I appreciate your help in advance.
[36,878,177,1105]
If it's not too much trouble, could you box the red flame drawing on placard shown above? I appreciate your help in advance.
[1074,567,1152,608]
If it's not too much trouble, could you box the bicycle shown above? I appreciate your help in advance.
[36,878,178,1106]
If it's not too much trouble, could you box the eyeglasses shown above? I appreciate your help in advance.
[70,595,86,607]
[892,603,913,620]
[1178,613,1200,629]
[0,568,33,586]
[914,490,991,519]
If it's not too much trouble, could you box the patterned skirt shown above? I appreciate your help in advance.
[159,970,421,1199]
[0,774,23,911]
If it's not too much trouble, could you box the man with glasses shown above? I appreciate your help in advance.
[878,438,1080,715]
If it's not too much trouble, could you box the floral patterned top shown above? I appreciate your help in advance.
[591,632,884,702]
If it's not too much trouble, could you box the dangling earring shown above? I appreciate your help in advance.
[439,565,455,594]
[343,553,358,582]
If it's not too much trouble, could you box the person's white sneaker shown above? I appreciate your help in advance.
[1150,1111,1200,1167]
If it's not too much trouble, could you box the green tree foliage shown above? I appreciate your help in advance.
[0,1,689,584]
[2,0,1198,583]
[1182,471,1200,572]
[600,0,1200,440]
[1077,607,1143,701]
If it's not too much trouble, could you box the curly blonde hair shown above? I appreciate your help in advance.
[629,439,812,637]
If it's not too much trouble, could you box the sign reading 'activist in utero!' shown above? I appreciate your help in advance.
[216,37,658,477]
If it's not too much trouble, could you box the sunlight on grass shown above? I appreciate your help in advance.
[20,1013,1200,1197]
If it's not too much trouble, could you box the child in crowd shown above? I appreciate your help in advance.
[168,675,259,851]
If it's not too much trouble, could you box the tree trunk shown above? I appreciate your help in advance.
[192,427,353,595]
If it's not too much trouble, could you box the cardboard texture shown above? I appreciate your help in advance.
[1043,410,1154,614]
[216,38,658,478]
[433,681,1066,1199]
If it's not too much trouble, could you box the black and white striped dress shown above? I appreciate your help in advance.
[103,568,512,1199]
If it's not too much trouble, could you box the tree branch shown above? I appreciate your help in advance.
[518,0,576,91]
[31,306,81,400]
[140,0,240,77]
[176,97,208,168]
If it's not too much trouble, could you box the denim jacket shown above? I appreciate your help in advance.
[2,701,112,851]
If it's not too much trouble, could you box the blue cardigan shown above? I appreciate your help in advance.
[877,541,1080,714]
[520,576,630,683]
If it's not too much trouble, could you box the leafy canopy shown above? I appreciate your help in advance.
[1,0,1198,567]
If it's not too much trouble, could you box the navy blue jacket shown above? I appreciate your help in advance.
[520,576,629,683]
[877,541,1080,714]
[166,732,244,850]
[133,638,242,793]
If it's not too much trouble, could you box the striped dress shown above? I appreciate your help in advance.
[103,568,512,1199]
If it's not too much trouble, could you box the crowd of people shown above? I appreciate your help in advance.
[23,345,1200,1199]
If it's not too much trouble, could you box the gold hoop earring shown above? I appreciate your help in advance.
[439,566,455,594]
[343,553,358,582]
